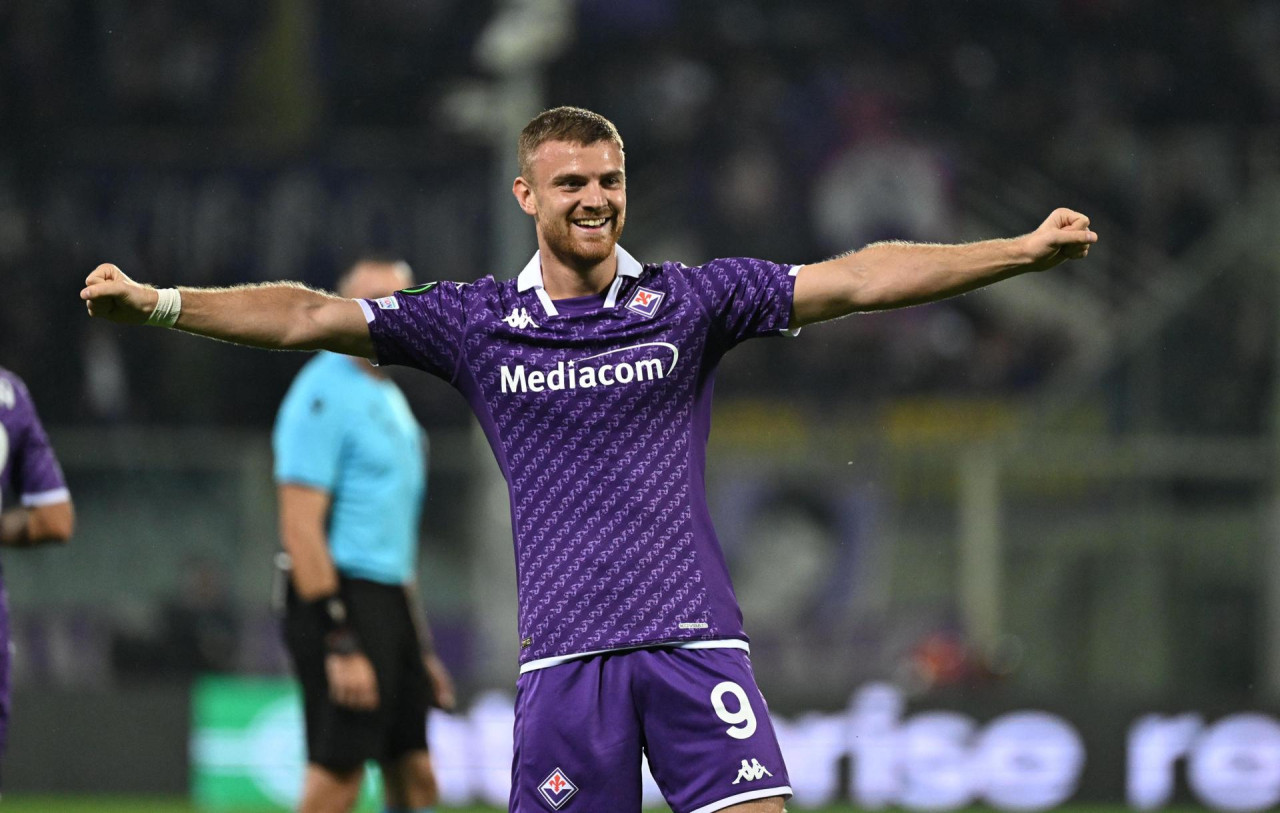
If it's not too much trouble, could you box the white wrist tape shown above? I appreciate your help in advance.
[145,288,182,328]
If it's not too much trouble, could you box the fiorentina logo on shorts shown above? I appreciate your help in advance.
[625,286,664,319]
[538,766,578,809]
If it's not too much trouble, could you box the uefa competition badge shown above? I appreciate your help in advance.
[538,767,579,809]
[625,286,664,319]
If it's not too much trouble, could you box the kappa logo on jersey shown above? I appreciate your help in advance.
[374,296,399,310]
[538,767,578,809]
[625,286,665,318]
[503,307,540,330]
[732,758,774,785]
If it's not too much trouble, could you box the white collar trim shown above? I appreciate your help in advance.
[517,246,643,316]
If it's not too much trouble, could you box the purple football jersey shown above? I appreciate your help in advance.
[0,367,70,514]
[362,248,798,667]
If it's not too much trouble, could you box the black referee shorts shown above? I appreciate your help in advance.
[283,576,431,771]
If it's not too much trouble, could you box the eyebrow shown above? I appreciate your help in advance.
[551,170,625,185]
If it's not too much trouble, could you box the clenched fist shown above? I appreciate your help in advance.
[81,264,159,324]
[1022,208,1098,273]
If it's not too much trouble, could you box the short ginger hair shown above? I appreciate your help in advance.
[517,106,625,180]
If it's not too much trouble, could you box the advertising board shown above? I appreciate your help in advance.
[191,678,1280,811]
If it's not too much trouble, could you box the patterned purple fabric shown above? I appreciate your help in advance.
[366,257,797,665]
[0,367,69,513]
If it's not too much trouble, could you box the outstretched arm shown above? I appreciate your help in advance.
[80,264,375,357]
[792,208,1098,327]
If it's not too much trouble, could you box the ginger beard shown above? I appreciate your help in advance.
[537,198,626,270]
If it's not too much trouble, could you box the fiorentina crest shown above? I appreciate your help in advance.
[538,767,579,809]
[625,286,664,318]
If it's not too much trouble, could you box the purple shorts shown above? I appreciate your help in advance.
[511,646,791,813]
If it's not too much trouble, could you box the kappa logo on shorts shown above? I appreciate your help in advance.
[625,286,664,318]
[538,766,578,809]
[732,758,774,785]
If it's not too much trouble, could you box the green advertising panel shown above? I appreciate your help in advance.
[191,676,381,811]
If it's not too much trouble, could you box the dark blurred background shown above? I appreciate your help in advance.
[2,0,1280,805]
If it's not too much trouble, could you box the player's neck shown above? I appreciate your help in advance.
[538,247,617,300]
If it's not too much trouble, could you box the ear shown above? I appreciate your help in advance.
[513,176,538,216]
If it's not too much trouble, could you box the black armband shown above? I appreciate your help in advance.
[308,595,361,655]
[311,595,349,632]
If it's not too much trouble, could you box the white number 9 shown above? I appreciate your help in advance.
[711,681,757,740]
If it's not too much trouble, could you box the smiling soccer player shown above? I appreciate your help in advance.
[81,106,1096,813]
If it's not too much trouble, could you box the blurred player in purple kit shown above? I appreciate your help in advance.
[0,366,75,789]
[81,107,1097,813]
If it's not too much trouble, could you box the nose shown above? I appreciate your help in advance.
[581,182,608,210]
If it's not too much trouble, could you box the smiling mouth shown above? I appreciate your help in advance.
[572,217,610,231]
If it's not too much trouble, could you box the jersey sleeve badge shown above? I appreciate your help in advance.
[398,283,438,295]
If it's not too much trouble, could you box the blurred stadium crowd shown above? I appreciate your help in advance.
[1,0,1279,710]
[2,0,1276,428]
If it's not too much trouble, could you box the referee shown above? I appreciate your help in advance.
[273,257,454,813]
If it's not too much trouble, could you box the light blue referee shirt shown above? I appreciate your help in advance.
[272,352,426,585]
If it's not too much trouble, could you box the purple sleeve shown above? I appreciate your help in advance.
[361,282,467,382]
[685,257,799,347]
[4,377,69,505]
